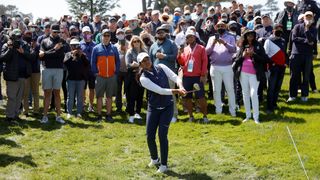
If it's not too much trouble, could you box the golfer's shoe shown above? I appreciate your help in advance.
[157,165,168,173]
[242,118,250,123]
[148,158,160,167]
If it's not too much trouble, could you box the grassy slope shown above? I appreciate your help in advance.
[0,57,319,179]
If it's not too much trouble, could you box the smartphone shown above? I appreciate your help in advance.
[215,33,219,40]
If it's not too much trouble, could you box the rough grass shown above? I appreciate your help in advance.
[0,56,320,179]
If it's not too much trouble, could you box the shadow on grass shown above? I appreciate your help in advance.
[165,170,212,180]
[0,154,37,167]
[0,138,20,148]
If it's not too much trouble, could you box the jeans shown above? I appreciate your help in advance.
[126,73,144,116]
[115,71,128,111]
[146,104,173,166]
[289,54,313,97]
[67,80,85,114]
[210,65,236,114]
[240,72,260,121]
[267,66,285,111]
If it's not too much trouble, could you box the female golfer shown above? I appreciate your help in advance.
[137,52,186,173]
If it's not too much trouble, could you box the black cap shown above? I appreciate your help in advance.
[51,24,60,32]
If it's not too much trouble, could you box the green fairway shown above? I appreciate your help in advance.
[0,58,319,179]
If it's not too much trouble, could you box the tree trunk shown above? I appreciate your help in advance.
[142,0,146,12]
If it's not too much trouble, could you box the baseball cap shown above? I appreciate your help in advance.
[262,14,270,19]
[44,22,51,29]
[51,24,60,32]
[10,29,22,37]
[174,7,181,13]
[185,30,196,37]
[69,25,77,31]
[151,10,160,16]
[116,28,125,34]
[101,29,111,35]
[137,52,150,63]
[82,26,91,33]
[109,17,117,23]
[70,38,80,45]
[304,11,313,17]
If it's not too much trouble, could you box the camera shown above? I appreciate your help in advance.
[13,40,21,48]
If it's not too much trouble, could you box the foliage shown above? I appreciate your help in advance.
[144,0,232,11]
[65,0,120,19]
[0,5,33,19]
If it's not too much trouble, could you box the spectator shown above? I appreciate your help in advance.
[137,52,185,173]
[91,29,120,122]
[64,39,89,119]
[264,24,287,113]
[22,30,38,116]
[80,14,94,34]
[274,0,299,43]
[149,26,178,122]
[114,28,129,113]
[128,18,143,36]
[148,10,162,36]
[125,36,146,123]
[80,26,96,112]
[0,29,33,122]
[206,20,237,116]
[287,11,317,102]
[108,17,119,44]
[177,30,208,122]
[92,14,102,35]
[39,24,66,124]
[233,30,270,123]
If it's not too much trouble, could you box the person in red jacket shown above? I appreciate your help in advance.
[177,30,208,123]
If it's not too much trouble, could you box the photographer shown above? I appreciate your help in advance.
[0,29,33,122]
[64,39,89,119]
[0,30,9,105]
[39,24,66,124]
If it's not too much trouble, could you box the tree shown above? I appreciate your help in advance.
[66,0,120,20]
[142,0,232,11]
[263,0,279,17]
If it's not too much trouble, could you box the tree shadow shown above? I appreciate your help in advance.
[165,170,212,180]
[0,138,20,148]
[207,119,242,126]
[0,120,25,136]
[0,154,37,167]
[259,113,306,123]
[277,103,320,114]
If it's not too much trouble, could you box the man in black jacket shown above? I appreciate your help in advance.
[39,24,66,124]
[0,29,33,122]
[288,11,318,102]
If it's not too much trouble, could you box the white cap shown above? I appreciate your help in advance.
[137,52,150,63]
[185,30,196,37]
[151,10,160,16]
[82,26,91,33]
[70,38,80,45]
[174,7,181,13]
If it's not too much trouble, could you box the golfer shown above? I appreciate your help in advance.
[137,52,186,173]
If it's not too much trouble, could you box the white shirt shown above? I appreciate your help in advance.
[140,64,182,95]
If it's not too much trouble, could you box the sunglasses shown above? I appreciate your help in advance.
[217,25,225,28]
[52,31,60,34]
[157,31,165,35]
[103,34,110,37]
[133,40,140,43]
